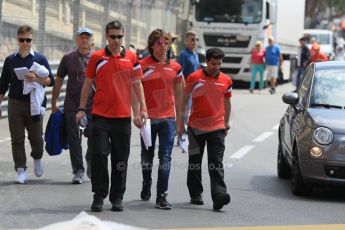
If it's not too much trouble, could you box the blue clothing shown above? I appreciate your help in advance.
[265,45,281,66]
[178,48,199,79]
[141,118,176,195]
[44,108,69,156]
[295,66,306,88]
[0,51,54,101]
[250,64,265,90]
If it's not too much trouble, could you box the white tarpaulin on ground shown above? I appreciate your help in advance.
[39,211,146,230]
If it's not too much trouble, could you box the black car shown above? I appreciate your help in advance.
[278,61,345,195]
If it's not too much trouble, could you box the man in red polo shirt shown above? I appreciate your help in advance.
[76,20,147,212]
[134,29,183,210]
[177,47,232,211]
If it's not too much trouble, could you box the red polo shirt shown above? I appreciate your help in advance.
[139,56,183,118]
[184,69,233,131]
[86,46,143,118]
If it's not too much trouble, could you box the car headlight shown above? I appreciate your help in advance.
[313,127,333,145]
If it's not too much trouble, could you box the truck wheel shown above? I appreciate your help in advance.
[277,142,290,179]
[291,147,312,196]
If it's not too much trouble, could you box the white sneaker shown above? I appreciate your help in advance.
[72,171,84,184]
[16,168,27,184]
[34,159,44,177]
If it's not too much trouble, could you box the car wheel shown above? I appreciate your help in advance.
[291,147,312,196]
[277,142,290,179]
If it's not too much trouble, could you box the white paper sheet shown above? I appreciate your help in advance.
[179,133,189,153]
[140,119,152,150]
[30,62,49,78]
[14,67,29,80]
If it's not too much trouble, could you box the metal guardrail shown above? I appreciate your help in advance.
[0,61,66,118]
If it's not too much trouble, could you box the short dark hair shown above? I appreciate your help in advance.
[206,48,225,61]
[17,25,33,35]
[147,29,171,56]
[105,20,124,34]
[299,37,305,42]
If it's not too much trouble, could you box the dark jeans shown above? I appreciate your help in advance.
[141,118,175,195]
[296,66,306,88]
[83,113,94,162]
[91,115,131,203]
[65,110,85,174]
[8,98,44,170]
[187,128,227,201]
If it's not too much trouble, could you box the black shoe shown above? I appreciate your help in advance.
[213,193,231,211]
[141,187,151,201]
[190,195,204,205]
[111,198,123,212]
[91,198,103,212]
[155,193,171,210]
[269,88,276,94]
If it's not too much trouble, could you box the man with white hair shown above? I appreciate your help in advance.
[265,37,283,94]
[52,28,95,184]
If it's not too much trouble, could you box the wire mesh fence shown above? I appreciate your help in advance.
[0,0,185,62]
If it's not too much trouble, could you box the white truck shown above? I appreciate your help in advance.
[181,0,305,82]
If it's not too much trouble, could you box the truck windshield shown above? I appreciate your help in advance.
[195,0,263,24]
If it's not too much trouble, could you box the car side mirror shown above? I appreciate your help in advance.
[282,92,299,105]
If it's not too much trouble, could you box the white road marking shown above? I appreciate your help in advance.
[272,124,279,130]
[253,131,274,142]
[230,145,255,159]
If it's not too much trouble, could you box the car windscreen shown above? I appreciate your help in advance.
[195,0,263,24]
[310,68,345,108]
[304,33,331,45]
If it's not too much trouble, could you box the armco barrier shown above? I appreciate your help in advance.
[0,61,65,118]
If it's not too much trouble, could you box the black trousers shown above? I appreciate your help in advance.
[64,111,84,174]
[91,115,131,203]
[187,128,228,201]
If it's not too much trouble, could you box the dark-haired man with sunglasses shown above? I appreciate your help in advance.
[0,24,55,184]
[76,20,147,212]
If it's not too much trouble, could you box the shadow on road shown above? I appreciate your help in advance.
[249,174,345,202]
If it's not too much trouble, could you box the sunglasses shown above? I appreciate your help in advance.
[18,38,32,43]
[108,34,124,40]
[155,39,170,46]
[191,38,199,42]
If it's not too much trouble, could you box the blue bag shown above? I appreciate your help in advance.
[44,108,69,156]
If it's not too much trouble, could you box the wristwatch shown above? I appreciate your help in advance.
[78,107,86,112]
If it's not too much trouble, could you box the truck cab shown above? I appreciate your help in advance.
[182,0,305,82]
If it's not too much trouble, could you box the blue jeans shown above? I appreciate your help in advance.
[296,66,306,88]
[141,118,176,195]
[250,64,265,90]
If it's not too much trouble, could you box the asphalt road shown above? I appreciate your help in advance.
[0,82,345,230]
